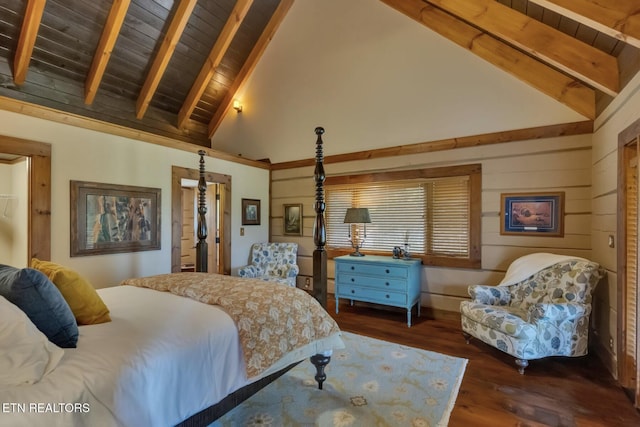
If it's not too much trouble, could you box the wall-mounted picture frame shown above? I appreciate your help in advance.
[501,192,565,237]
[70,181,161,257]
[242,198,261,225]
[283,204,303,236]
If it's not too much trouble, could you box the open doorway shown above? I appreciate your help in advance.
[179,181,221,273]
[0,136,51,264]
[171,165,231,275]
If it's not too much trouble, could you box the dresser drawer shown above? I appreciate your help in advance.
[337,284,407,306]
[338,274,407,292]
[337,262,408,279]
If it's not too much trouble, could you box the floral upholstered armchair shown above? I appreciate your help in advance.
[238,242,300,287]
[460,253,605,374]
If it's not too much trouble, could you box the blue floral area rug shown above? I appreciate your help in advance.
[212,331,468,426]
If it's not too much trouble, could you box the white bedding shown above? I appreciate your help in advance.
[0,285,343,427]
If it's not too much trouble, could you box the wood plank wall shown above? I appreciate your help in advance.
[270,133,594,314]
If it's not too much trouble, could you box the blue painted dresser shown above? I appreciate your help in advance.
[334,255,422,327]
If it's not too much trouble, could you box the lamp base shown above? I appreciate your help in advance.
[349,245,365,256]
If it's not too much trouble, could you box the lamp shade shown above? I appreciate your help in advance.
[343,208,371,224]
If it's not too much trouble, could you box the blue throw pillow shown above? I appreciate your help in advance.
[0,264,79,348]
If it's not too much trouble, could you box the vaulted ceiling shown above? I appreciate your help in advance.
[0,0,639,151]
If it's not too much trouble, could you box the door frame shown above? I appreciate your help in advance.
[617,117,640,405]
[0,135,51,261]
[171,166,231,274]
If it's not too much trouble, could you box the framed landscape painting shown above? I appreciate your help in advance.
[70,181,161,256]
[500,192,564,237]
[242,198,261,225]
[283,204,303,236]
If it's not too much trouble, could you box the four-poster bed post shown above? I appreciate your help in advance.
[312,126,328,309]
[190,143,332,399]
[196,150,208,273]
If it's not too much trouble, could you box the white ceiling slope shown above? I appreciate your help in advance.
[212,0,585,163]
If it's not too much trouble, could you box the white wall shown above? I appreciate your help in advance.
[212,0,585,163]
[0,109,269,287]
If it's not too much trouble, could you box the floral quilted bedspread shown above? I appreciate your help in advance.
[121,272,340,377]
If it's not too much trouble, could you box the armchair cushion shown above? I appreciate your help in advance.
[468,285,511,306]
[528,302,590,324]
[460,302,535,338]
[237,265,259,278]
[238,242,299,287]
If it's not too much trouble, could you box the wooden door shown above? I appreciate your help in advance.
[618,120,640,408]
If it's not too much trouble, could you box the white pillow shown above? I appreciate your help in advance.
[0,295,64,386]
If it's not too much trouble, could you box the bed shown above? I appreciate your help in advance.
[0,128,338,426]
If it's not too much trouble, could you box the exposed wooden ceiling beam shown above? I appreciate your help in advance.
[271,121,594,170]
[85,0,130,105]
[13,0,46,85]
[208,0,295,138]
[136,0,197,118]
[529,0,640,49]
[426,0,620,97]
[379,0,596,119]
[177,0,254,129]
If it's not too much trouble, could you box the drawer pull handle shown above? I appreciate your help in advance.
[385,269,390,273]
[385,294,390,299]
[351,278,355,282]
[351,266,355,270]
[385,282,390,286]
[351,290,355,294]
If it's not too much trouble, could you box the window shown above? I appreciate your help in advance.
[325,164,481,268]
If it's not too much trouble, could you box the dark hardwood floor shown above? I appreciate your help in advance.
[328,297,640,427]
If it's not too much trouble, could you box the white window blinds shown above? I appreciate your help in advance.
[326,176,470,257]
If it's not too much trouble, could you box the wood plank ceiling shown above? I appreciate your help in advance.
[0,0,639,150]
[0,0,289,147]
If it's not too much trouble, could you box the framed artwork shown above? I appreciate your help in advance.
[70,181,161,257]
[501,192,565,237]
[283,204,303,236]
[242,198,261,225]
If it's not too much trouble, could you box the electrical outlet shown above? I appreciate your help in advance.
[305,277,311,289]
[609,337,614,350]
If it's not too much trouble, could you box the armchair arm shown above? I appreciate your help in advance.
[285,264,300,278]
[238,265,259,278]
[271,263,299,278]
[468,285,511,306]
[528,302,590,323]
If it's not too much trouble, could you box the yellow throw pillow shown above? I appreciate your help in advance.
[31,259,111,325]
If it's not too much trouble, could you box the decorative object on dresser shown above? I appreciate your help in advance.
[343,207,371,256]
[334,255,421,327]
